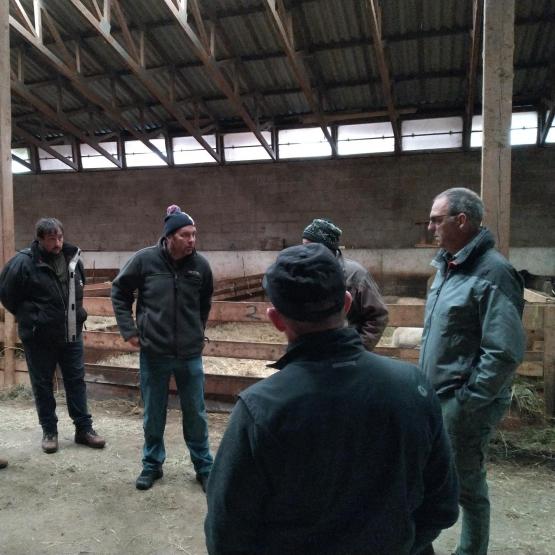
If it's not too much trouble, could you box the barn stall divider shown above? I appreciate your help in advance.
[1,274,554,418]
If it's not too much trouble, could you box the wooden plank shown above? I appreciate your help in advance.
[523,303,545,330]
[208,301,271,322]
[524,288,555,304]
[83,363,261,401]
[83,283,111,297]
[517,362,543,378]
[84,296,116,316]
[543,304,555,417]
[481,0,515,256]
[1,0,16,386]
[83,330,138,352]
[204,340,284,361]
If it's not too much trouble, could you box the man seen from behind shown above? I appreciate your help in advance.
[205,242,458,555]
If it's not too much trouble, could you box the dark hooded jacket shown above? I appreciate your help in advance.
[0,240,87,343]
[111,238,213,359]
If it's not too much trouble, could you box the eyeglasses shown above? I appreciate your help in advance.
[428,214,454,225]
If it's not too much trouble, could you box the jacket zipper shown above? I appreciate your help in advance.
[420,268,450,366]
[173,272,178,357]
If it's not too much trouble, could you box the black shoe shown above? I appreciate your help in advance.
[136,468,163,490]
[41,433,59,454]
[196,472,209,493]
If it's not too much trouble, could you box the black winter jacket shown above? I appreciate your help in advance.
[111,238,213,359]
[205,327,459,555]
[0,241,87,343]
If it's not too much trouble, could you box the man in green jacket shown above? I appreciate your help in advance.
[111,205,214,491]
[205,243,458,555]
[419,188,525,555]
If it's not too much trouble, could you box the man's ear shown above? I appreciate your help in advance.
[267,307,287,332]
[344,291,353,314]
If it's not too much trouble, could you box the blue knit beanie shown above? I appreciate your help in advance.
[163,205,195,236]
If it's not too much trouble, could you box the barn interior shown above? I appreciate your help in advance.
[1,2,555,554]
[1,0,554,409]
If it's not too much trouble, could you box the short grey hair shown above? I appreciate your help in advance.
[435,187,484,228]
[35,217,64,239]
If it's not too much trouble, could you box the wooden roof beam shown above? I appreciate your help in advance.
[69,0,220,163]
[263,0,336,155]
[11,77,122,168]
[13,124,78,171]
[9,6,169,164]
[11,153,33,171]
[364,0,401,152]
[463,0,484,150]
[162,0,276,160]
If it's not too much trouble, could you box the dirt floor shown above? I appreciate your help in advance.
[1,390,554,555]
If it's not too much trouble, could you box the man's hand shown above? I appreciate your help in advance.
[127,336,140,348]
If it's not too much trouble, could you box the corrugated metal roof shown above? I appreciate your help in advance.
[8,0,555,146]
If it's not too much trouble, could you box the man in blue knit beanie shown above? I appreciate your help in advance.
[112,205,214,492]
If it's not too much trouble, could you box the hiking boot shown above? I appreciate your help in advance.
[196,472,209,493]
[136,468,163,490]
[75,429,106,449]
[0,456,8,469]
[42,433,58,454]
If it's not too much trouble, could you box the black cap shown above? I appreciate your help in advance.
[263,243,346,322]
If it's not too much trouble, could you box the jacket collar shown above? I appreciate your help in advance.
[431,227,495,273]
[30,240,79,265]
[158,236,196,267]
[269,327,364,370]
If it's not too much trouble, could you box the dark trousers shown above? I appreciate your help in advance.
[23,337,93,435]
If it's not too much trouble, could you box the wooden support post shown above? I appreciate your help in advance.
[0,0,17,386]
[480,0,515,257]
[544,304,555,419]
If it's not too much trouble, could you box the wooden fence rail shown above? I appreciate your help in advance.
[1,300,554,416]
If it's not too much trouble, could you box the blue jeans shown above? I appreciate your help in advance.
[139,352,213,475]
[22,337,93,434]
[441,395,510,555]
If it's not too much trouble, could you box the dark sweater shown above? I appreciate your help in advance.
[205,328,459,555]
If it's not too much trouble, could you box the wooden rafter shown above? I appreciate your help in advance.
[9,6,169,164]
[11,78,122,168]
[69,0,221,162]
[11,153,33,171]
[463,0,484,149]
[263,0,336,155]
[162,0,277,160]
[539,63,555,145]
[364,0,401,151]
[13,124,78,171]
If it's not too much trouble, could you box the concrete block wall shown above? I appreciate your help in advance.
[12,148,555,253]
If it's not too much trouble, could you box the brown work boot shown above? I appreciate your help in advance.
[0,456,8,469]
[75,429,106,449]
[42,433,59,454]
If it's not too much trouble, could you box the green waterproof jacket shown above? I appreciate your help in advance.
[111,238,213,359]
[419,228,525,410]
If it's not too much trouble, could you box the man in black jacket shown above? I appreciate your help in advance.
[205,243,459,555]
[0,218,105,454]
[111,205,214,491]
